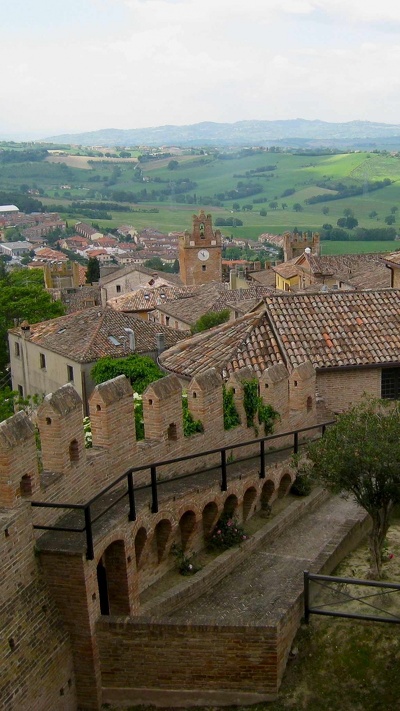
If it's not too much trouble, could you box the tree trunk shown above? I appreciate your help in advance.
[368,507,391,579]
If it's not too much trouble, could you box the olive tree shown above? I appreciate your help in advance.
[308,398,400,579]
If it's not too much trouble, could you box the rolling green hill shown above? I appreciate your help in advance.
[2,143,400,255]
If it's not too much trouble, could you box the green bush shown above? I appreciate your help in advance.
[182,396,203,436]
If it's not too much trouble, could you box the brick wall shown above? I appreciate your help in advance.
[317,368,381,412]
[0,361,330,711]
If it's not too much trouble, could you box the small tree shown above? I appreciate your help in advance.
[308,398,400,579]
[385,215,396,225]
[191,309,230,334]
[91,354,164,393]
[86,257,100,284]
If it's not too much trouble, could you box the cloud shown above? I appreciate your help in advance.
[2,0,400,133]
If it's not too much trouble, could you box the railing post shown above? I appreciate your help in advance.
[127,470,136,521]
[304,570,310,624]
[221,449,227,491]
[150,465,158,513]
[84,506,94,560]
[259,439,265,479]
[294,430,299,454]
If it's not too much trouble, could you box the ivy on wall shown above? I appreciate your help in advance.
[182,395,204,437]
[223,385,241,430]
[243,379,279,436]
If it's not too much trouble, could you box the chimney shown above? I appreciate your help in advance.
[229,269,237,290]
[125,328,136,351]
[20,320,31,338]
[156,333,165,355]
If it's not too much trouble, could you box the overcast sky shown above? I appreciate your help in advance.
[2,0,400,137]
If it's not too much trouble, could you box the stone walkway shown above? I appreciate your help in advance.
[164,494,365,626]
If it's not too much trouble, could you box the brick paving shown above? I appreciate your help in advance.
[164,495,364,626]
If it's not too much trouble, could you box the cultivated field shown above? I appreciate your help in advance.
[2,144,400,255]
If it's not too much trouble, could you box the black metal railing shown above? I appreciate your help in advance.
[32,421,333,560]
[304,571,400,625]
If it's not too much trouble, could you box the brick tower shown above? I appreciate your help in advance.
[283,231,320,261]
[179,210,222,285]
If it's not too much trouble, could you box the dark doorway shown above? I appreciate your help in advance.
[96,557,109,615]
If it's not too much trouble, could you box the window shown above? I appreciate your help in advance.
[39,353,46,369]
[20,474,33,497]
[167,423,177,441]
[67,365,74,383]
[18,385,23,397]
[166,316,170,326]
[381,368,400,399]
[202,265,206,272]
[69,439,79,462]
[14,342,20,357]
[116,285,121,293]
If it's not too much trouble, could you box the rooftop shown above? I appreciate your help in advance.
[99,263,182,287]
[10,307,186,363]
[159,311,282,379]
[160,289,400,378]
[109,284,198,312]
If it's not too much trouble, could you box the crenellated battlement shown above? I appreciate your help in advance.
[0,363,318,515]
[0,362,322,711]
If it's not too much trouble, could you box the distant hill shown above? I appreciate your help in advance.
[44,119,400,148]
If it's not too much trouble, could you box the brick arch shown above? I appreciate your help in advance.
[202,501,219,542]
[154,519,173,563]
[278,472,292,498]
[261,480,275,510]
[179,510,196,551]
[243,487,257,521]
[223,494,238,518]
[134,527,147,569]
[96,539,130,616]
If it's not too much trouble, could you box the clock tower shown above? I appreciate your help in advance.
[178,210,222,286]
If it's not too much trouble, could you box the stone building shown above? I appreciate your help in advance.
[8,307,186,413]
[159,288,400,413]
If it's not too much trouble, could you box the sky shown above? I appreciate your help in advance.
[2,0,400,137]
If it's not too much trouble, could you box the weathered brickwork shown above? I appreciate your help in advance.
[317,368,381,412]
[0,361,323,711]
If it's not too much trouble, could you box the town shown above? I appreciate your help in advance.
[2,184,400,710]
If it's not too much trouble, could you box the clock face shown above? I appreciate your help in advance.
[198,249,209,261]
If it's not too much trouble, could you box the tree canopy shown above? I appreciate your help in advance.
[91,354,164,394]
[191,309,230,334]
[0,268,65,373]
[308,398,400,578]
[86,257,100,284]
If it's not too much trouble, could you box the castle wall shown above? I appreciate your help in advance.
[0,364,325,711]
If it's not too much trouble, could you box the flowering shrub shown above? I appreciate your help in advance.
[208,514,248,551]
[83,417,92,448]
[171,543,201,575]
[133,393,144,440]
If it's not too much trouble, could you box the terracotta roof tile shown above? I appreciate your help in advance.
[109,284,198,313]
[159,288,400,379]
[9,307,186,363]
[159,311,283,379]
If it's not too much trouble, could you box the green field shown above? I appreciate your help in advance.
[320,240,398,255]
[2,145,400,255]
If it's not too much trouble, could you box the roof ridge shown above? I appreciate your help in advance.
[79,307,108,360]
